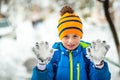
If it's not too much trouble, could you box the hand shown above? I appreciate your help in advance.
[32,41,53,65]
[86,39,110,65]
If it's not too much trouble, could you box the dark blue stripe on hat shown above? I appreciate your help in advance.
[59,27,83,36]
[59,15,79,21]
[57,20,82,28]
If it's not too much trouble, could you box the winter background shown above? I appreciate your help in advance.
[0,0,120,80]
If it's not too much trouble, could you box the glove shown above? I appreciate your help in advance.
[86,39,110,66]
[32,41,53,70]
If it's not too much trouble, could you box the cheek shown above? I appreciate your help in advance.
[74,38,81,45]
[75,40,80,46]
[74,37,80,42]
[62,39,70,47]
[62,40,68,45]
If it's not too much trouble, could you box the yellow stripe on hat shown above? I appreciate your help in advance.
[58,20,82,29]
[58,21,82,32]
[58,16,81,24]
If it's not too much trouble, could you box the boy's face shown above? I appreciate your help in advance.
[61,34,81,51]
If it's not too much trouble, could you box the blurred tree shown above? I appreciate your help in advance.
[0,0,1,13]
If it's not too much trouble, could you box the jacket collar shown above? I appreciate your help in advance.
[52,42,82,56]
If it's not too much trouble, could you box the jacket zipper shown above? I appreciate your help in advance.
[77,63,80,80]
[69,51,80,80]
[69,51,73,80]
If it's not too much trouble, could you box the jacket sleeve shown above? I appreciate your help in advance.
[89,61,111,80]
[31,62,54,80]
[31,49,60,80]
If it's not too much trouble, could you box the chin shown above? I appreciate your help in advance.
[68,48,75,51]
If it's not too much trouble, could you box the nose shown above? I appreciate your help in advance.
[68,38,73,43]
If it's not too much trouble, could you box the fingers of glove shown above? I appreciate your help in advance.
[35,42,40,49]
[45,41,49,49]
[39,41,44,49]
[32,47,39,57]
[33,42,46,59]
[93,39,107,51]
[32,47,35,53]
[32,42,41,56]
[43,42,53,54]
[102,40,110,51]
[91,39,101,50]
[39,41,49,49]
[39,41,53,54]
[40,41,44,45]
[91,39,101,46]
[86,48,90,54]
[105,44,110,51]
[50,50,53,59]
[34,41,49,52]
[34,41,53,59]
[95,39,102,49]
[96,39,101,43]
[86,48,93,57]
[102,40,106,44]
[91,40,96,48]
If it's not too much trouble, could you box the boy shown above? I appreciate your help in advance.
[31,5,111,80]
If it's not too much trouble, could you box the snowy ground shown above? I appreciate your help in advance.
[0,13,120,80]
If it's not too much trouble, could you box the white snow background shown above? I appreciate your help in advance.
[0,0,120,80]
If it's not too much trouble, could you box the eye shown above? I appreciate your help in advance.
[64,35,69,38]
[73,35,78,38]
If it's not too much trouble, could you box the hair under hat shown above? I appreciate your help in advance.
[57,6,83,40]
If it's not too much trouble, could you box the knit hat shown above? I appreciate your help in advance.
[57,6,83,40]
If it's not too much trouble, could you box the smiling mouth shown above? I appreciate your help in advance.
[68,45,75,47]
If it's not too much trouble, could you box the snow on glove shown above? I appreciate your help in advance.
[32,41,53,70]
[86,39,110,66]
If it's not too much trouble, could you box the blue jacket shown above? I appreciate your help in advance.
[31,41,111,80]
